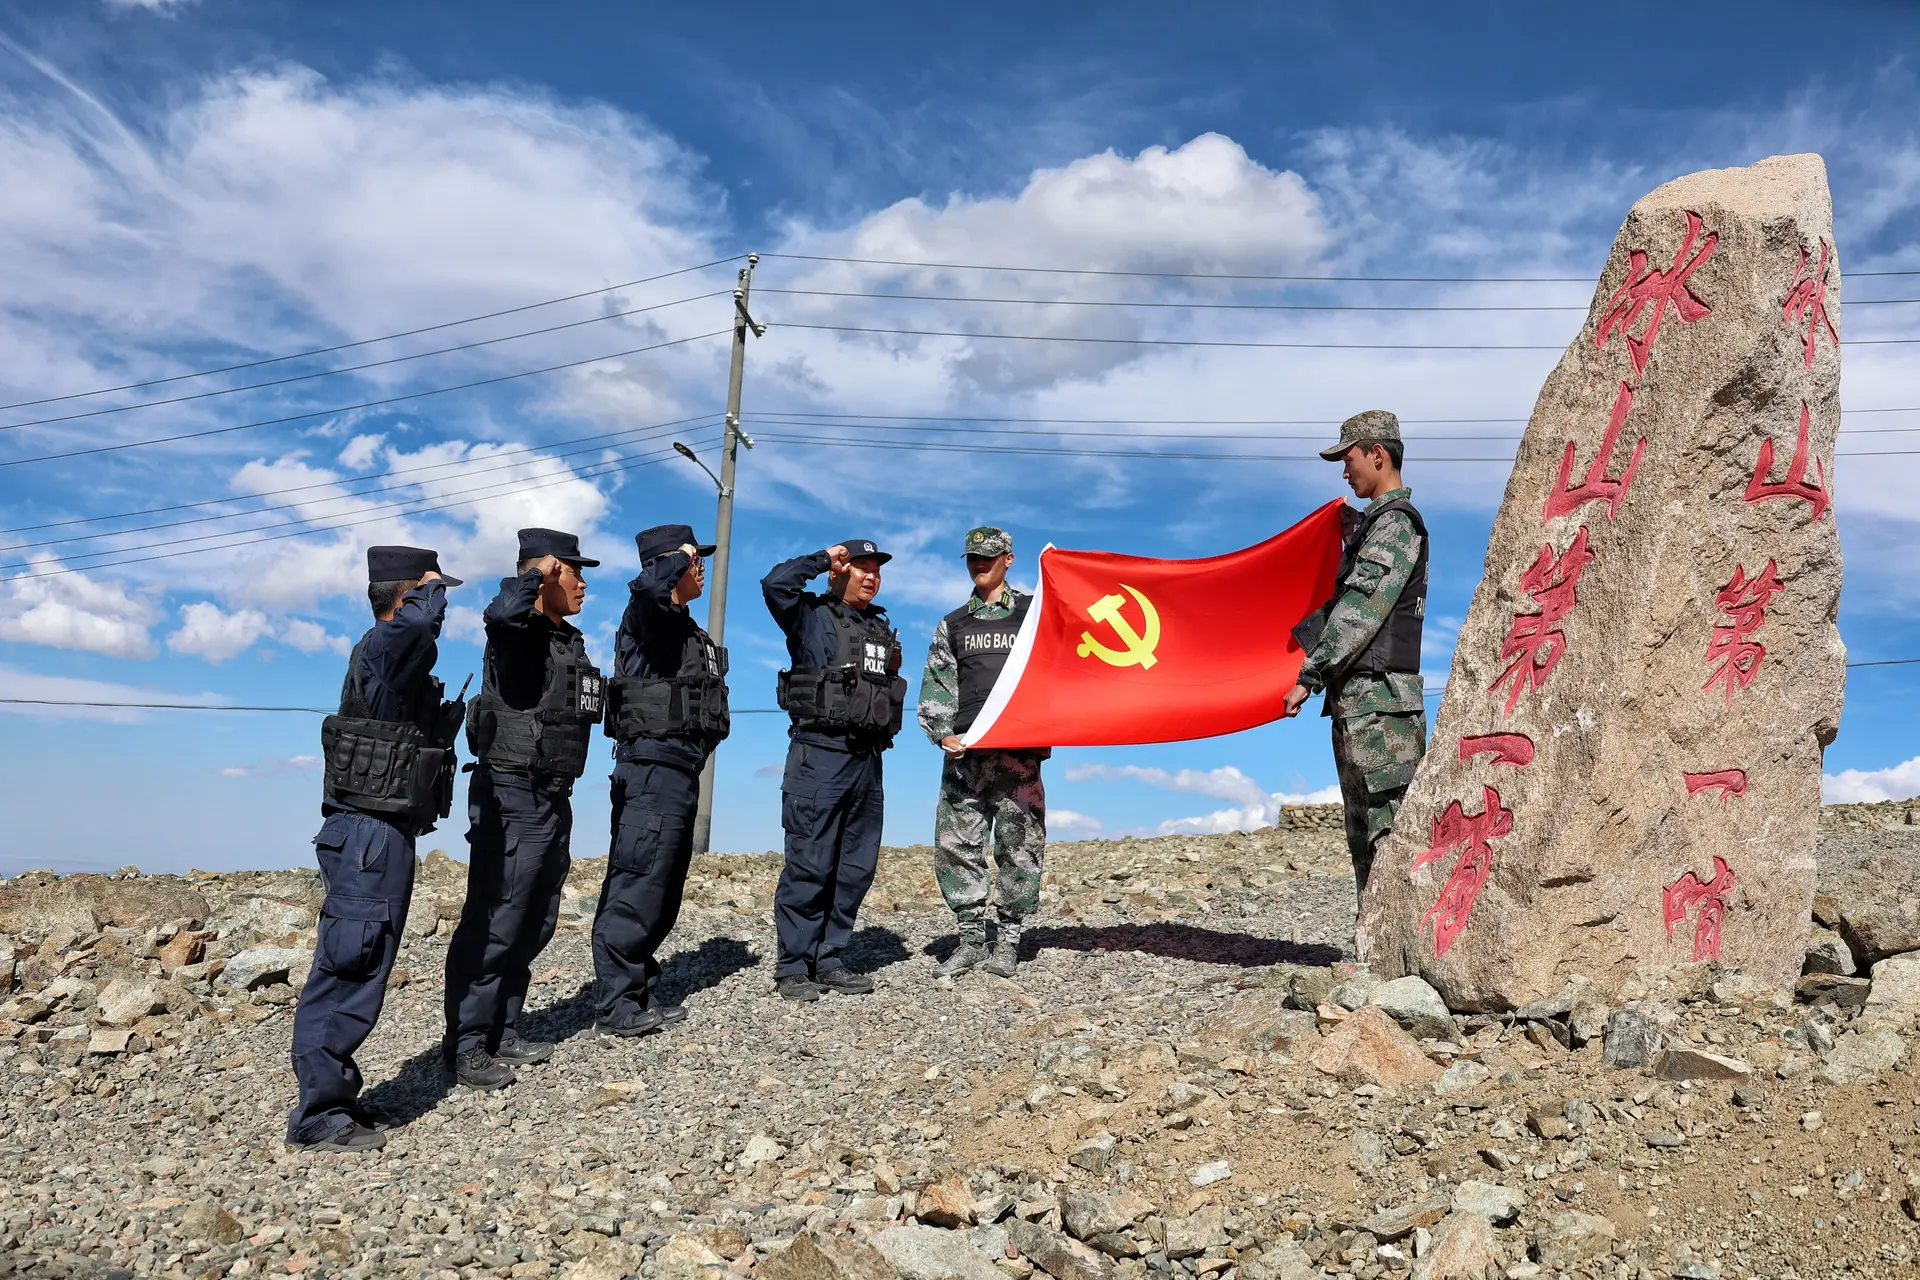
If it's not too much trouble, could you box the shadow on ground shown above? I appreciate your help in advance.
[1018,922,1341,968]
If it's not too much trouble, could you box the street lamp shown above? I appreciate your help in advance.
[673,441,727,497]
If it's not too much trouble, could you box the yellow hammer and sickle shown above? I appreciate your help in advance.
[1076,584,1161,669]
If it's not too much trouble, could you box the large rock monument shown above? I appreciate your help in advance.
[1356,154,1846,1010]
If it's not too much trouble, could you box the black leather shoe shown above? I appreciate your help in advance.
[495,1034,555,1064]
[815,967,876,995]
[774,975,823,1002]
[351,1104,398,1132]
[596,1009,666,1037]
[449,1048,516,1090]
[654,1002,688,1025]
[289,1121,385,1153]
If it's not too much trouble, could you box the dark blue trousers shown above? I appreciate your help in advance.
[592,760,699,1020]
[773,741,884,981]
[442,768,573,1058]
[286,812,414,1144]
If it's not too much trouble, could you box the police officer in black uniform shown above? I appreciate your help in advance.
[288,546,464,1152]
[442,529,604,1088]
[761,539,907,1001]
[591,523,731,1035]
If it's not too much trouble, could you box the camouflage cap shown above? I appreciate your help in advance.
[963,526,1012,557]
[1319,409,1403,461]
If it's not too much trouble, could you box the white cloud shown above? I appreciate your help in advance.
[339,434,386,470]
[167,601,272,663]
[442,605,487,646]
[102,0,197,10]
[277,617,350,655]
[1067,761,1341,835]
[0,561,158,658]
[0,662,214,722]
[219,754,322,778]
[1049,808,1103,838]
[1824,757,1920,804]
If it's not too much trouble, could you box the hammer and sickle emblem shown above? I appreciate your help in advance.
[1076,584,1161,669]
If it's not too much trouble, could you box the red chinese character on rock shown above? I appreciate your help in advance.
[1682,768,1748,803]
[1595,210,1719,377]
[1458,733,1536,767]
[1744,401,1831,521]
[1489,528,1595,716]
[1664,856,1735,962]
[1544,381,1646,524]
[1411,786,1514,958]
[1783,240,1838,370]
[1703,561,1784,705]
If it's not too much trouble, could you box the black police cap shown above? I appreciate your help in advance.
[635,523,717,563]
[366,545,461,587]
[838,537,892,566]
[517,528,600,567]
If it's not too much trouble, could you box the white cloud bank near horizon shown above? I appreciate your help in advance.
[1824,756,1920,804]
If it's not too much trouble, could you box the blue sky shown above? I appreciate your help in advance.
[2,0,1918,874]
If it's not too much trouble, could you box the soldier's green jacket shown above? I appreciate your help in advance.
[917,585,1018,744]
[1299,486,1426,719]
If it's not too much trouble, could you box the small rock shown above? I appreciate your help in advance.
[1242,1239,1314,1280]
[655,1235,728,1279]
[1327,969,1382,1010]
[1433,1059,1491,1096]
[1795,974,1871,1009]
[179,1199,245,1245]
[1367,976,1457,1041]
[1802,926,1856,977]
[87,1026,132,1055]
[1800,1110,1824,1132]
[217,946,308,992]
[1006,1220,1113,1280]
[1162,1205,1227,1259]
[916,1172,976,1229]
[1525,1109,1570,1141]
[1188,1160,1231,1188]
[1068,1132,1117,1173]
[1529,1210,1614,1269]
[1450,1181,1523,1224]
[1601,1008,1662,1069]
[1352,1129,1393,1175]
[759,1231,901,1280]
[1357,1195,1450,1241]
[1866,955,1920,1014]
[1312,1005,1441,1087]
[1652,1047,1751,1081]
[1412,1211,1502,1280]
[95,978,168,1026]
[1671,1262,1721,1280]
[1815,1027,1906,1084]
[739,1134,787,1167]
[1060,1191,1149,1242]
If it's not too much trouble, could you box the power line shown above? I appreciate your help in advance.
[1848,658,1920,668]
[0,330,731,470]
[2,428,723,582]
[748,414,1920,442]
[760,251,1920,283]
[0,699,792,713]
[750,407,1920,424]
[0,256,745,414]
[777,321,1920,352]
[0,412,719,537]
[762,286,1920,313]
[0,415,724,555]
[0,291,729,434]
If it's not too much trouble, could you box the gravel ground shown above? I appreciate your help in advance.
[2,807,1918,1280]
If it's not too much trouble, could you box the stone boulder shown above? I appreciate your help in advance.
[0,875,208,936]
[760,1232,901,1280]
[1311,1006,1441,1087]
[1819,838,1920,967]
[871,1225,1002,1280]
[217,947,309,992]
[1359,154,1844,1009]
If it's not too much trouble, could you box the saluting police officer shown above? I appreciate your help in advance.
[762,539,908,1001]
[288,546,465,1152]
[591,523,730,1036]
[1283,411,1429,895]
[442,529,604,1089]
[918,526,1048,980]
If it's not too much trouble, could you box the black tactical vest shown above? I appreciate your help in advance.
[1339,497,1428,677]
[946,591,1031,735]
[606,626,731,745]
[467,627,605,781]
[776,601,907,740]
[321,637,457,835]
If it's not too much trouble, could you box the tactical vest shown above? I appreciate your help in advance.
[1338,497,1428,677]
[321,637,457,835]
[946,591,1030,735]
[467,627,605,780]
[776,600,907,739]
[606,626,731,744]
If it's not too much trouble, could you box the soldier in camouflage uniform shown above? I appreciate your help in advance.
[1284,411,1429,895]
[918,526,1048,980]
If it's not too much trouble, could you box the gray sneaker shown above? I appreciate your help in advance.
[981,937,1020,979]
[935,940,989,979]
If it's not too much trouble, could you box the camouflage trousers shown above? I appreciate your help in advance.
[934,749,1048,943]
[1331,710,1428,894]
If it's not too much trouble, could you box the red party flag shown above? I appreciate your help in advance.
[963,500,1347,749]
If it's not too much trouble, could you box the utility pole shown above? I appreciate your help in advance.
[691,254,764,855]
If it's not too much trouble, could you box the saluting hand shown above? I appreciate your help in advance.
[826,544,850,575]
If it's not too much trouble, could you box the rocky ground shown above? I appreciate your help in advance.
[2,801,1919,1280]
